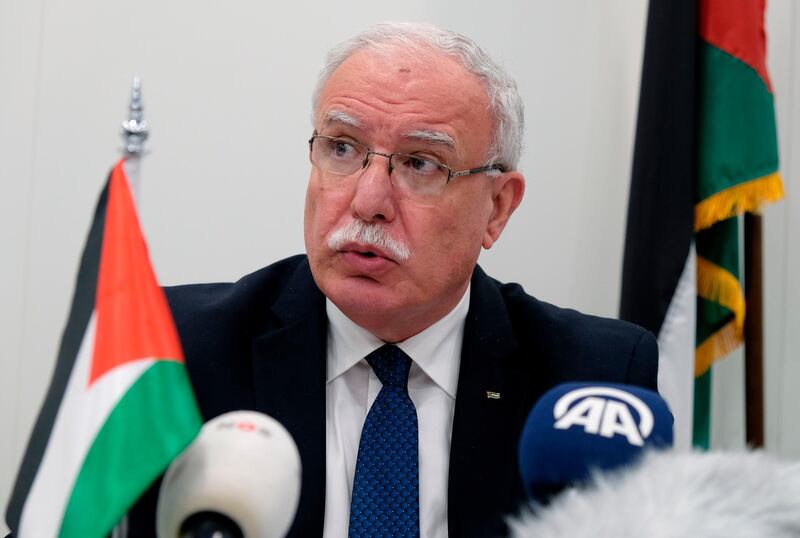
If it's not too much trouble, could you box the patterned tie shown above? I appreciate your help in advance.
[349,344,420,538]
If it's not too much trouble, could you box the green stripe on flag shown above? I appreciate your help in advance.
[59,361,202,537]
[696,218,739,278]
[697,297,735,347]
[697,43,779,201]
[692,35,781,449]
[693,369,712,449]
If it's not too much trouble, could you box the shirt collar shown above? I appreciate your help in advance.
[326,285,470,398]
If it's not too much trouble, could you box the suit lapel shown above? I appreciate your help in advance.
[448,265,525,536]
[246,260,526,535]
[251,260,327,537]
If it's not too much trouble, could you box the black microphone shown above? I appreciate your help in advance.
[156,411,301,538]
[517,382,673,503]
[179,511,242,538]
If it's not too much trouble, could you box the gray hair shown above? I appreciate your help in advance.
[312,22,525,171]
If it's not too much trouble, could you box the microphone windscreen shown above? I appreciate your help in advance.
[518,382,673,501]
[509,449,800,538]
[156,410,301,538]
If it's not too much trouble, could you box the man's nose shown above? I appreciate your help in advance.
[351,152,396,223]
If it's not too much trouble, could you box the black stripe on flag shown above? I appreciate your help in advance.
[6,176,110,531]
[620,0,697,335]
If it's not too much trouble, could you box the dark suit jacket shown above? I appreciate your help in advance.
[129,254,657,537]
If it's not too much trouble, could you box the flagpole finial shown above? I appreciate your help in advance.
[121,76,149,156]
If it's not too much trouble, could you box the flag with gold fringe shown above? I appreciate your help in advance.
[621,0,782,449]
[692,0,783,447]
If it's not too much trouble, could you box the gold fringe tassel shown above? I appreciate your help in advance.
[696,256,746,332]
[695,319,741,377]
[694,256,746,376]
[694,172,784,232]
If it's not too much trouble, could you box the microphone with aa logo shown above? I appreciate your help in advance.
[156,411,301,538]
[517,382,673,503]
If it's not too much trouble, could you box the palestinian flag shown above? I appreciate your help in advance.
[620,0,782,449]
[6,159,202,537]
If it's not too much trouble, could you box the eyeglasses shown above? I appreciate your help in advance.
[308,134,505,196]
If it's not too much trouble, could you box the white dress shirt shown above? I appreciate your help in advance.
[323,286,470,538]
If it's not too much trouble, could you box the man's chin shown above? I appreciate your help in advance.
[327,276,398,311]
[324,277,405,323]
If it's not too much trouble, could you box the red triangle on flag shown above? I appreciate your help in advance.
[89,160,184,386]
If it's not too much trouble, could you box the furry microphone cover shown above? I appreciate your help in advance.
[508,449,800,538]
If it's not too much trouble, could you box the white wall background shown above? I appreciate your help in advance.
[1,0,797,531]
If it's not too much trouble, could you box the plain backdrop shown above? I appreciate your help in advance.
[1,1,798,532]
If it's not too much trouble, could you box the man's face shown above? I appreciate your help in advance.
[304,47,523,342]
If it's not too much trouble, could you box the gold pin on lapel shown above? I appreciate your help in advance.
[486,391,501,400]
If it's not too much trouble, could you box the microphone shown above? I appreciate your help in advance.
[509,449,800,538]
[517,382,673,502]
[156,411,302,538]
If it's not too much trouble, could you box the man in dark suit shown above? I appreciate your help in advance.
[131,22,658,537]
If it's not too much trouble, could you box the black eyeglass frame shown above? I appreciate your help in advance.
[308,133,506,184]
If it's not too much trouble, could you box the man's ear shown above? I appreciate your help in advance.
[483,172,525,249]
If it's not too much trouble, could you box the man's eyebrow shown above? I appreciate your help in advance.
[402,130,457,151]
[323,110,362,128]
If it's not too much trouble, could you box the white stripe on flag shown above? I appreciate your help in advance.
[19,314,153,537]
[656,244,696,450]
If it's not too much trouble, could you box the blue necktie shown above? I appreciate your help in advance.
[349,344,420,538]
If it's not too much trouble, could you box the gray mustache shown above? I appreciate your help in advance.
[327,220,411,261]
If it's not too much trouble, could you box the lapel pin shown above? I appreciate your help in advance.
[486,391,501,400]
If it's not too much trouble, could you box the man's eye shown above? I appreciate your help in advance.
[331,140,357,159]
[404,156,441,175]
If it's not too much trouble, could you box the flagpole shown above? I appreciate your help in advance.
[112,75,149,538]
[121,76,149,204]
[744,213,765,448]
